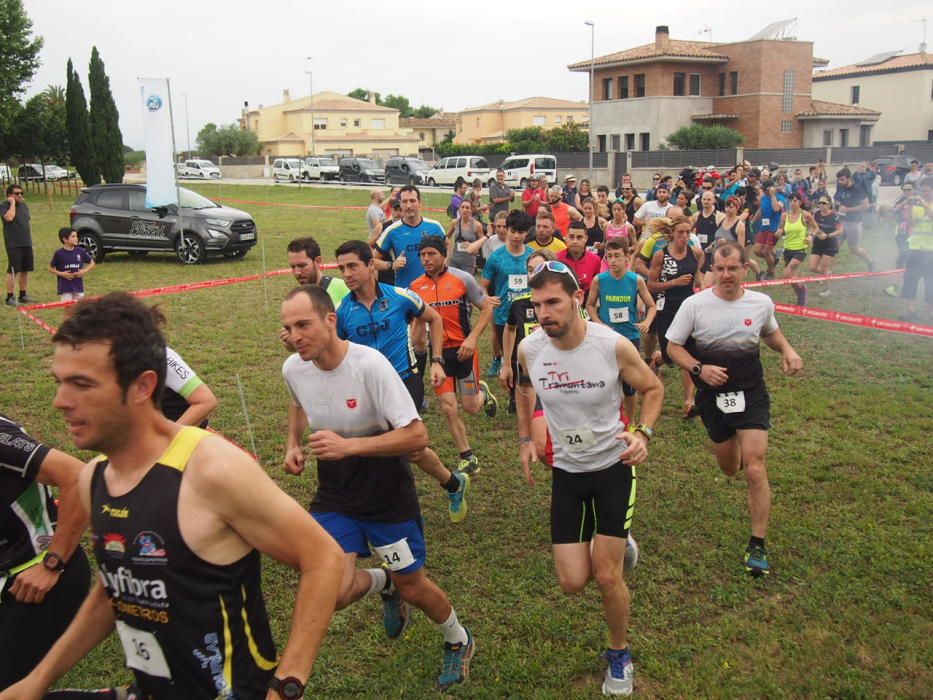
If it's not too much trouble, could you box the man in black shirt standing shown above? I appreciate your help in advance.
[1,184,35,305]
[833,167,876,271]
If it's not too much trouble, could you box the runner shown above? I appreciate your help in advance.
[516,260,663,697]
[833,167,876,271]
[809,195,843,296]
[632,183,673,233]
[0,414,90,690]
[281,285,475,691]
[410,237,498,475]
[444,198,487,275]
[898,176,933,321]
[580,198,608,255]
[751,180,785,279]
[13,292,344,699]
[702,196,751,286]
[557,223,602,295]
[693,190,724,282]
[775,194,817,305]
[666,242,803,577]
[603,200,636,264]
[161,347,217,428]
[587,239,657,421]
[647,216,705,417]
[287,236,350,307]
[334,240,471,522]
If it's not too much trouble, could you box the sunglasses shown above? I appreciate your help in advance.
[12,191,23,196]
[652,177,660,181]
[530,260,580,289]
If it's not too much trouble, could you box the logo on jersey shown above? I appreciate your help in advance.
[132,531,167,565]
[100,564,168,602]
[101,504,130,519]
[346,398,357,409]
[378,297,390,311]
[526,308,536,319]
[744,318,753,326]
[104,533,126,558]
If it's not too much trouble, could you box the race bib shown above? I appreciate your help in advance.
[508,274,528,291]
[656,296,665,311]
[116,621,172,679]
[457,241,471,252]
[716,391,746,414]
[761,218,770,227]
[523,321,540,336]
[557,426,596,451]
[698,233,708,244]
[373,538,416,572]
[609,306,630,324]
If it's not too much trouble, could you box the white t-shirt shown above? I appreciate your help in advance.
[634,200,673,222]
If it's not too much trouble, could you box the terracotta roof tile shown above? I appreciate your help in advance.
[400,117,457,128]
[813,52,930,79]
[568,40,728,70]
[268,132,304,143]
[461,96,588,112]
[796,100,881,118]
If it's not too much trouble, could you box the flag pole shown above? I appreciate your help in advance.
[166,79,185,254]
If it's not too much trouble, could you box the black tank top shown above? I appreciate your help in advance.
[90,427,277,699]
[694,211,719,248]
[658,244,698,316]
[624,197,638,223]
[584,218,604,252]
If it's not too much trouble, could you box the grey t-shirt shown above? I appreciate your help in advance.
[367,203,386,233]
[488,182,513,217]
[0,200,32,248]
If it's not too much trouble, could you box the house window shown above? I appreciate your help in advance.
[532,116,546,126]
[689,73,701,96]
[839,128,849,147]
[730,71,738,95]
[850,85,860,104]
[859,124,872,146]
[635,74,646,97]
[780,120,792,133]
[598,134,607,151]
[371,118,385,129]
[339,118,348,127]
[353,119,361,127]
[618,76,629,99]
[610,134,621,151]
[782,70,794,113]
[602,77,613,100]
[555,116,562,124]
[475,118,480,127]
[625,133,635,151]
[673,72,685,96]
[718,72,726,97]
[419,132,426,141]
[822,129,833,146]
[567,115,574,123]
[639,132,650,151]
[313,117,328,130]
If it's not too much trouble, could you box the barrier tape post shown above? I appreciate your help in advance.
[261,239,269,312]
[235,372,259,459]
[16,303,25,350]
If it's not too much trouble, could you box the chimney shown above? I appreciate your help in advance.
[655,25,670,50]
[369,91,376,105]
[283,89,290,102]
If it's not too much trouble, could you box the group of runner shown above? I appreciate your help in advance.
[1,172,811,698]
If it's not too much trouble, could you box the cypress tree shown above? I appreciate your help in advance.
[88,46,124,183]
[65,58,96,185]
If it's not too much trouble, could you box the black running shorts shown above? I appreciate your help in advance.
[551,460,636,544]
[696,383,771,443]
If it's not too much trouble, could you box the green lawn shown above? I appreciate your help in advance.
[2,184,930,698]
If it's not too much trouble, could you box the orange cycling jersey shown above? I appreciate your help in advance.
[410,267,487,348]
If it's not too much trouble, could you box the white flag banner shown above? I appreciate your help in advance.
[138,78,177,208]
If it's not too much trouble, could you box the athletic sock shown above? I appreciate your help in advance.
[444,473,461,493]
[459,450,473,460]
[415,351,428,377]
[749,535,765,549]
[437,608,469,645]
[365,567,388,596]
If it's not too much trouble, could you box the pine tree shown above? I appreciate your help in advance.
[65,58,96,185]
[88,46,124,183]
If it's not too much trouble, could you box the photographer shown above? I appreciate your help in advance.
[898,177,933,321]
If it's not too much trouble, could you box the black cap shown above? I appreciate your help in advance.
[419,235,447,256]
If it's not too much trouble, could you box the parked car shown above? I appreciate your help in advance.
[42,165,74,181]
[338,157,385,183]
[496,154,558,188]
[300,156,340,181]
[178,159,221,179]
[69,184,258,265]
[871,155,919,186]
[425,156,490,187]
[385,156,431,185]
[272,158,302,182]
[18,164,45,181]
[0,164,12,181]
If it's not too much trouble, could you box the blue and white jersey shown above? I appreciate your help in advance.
[374,216,445,289]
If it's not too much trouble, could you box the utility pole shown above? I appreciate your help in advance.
[305,56,315,156]
[584,21,595,174]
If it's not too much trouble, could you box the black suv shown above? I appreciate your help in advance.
[338,157,385,183]
[384,157,430,185]
[69,184,258,264]
[871,155,920,186]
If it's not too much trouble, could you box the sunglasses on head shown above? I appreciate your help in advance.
[530,260,580,289]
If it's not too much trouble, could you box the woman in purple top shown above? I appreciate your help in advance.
[49,228,94,301]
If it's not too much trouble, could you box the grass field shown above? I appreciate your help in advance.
[2,183,930,698]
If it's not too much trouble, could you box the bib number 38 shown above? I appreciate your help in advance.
[716,391,746,414]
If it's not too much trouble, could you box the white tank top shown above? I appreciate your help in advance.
[523,321,624,473]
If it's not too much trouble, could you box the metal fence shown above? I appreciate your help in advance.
[744,148,824,165]
[631,149,738,168]
[1,162,85,198]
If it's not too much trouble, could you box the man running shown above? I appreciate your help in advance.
[665,242,803,577]
[10,292,344,699]
[833,167,876,271]
[334,240,471,522]
[516,260,663,697]
[287,236,350,307]
[0,414,90,690]
[281,285,475,691]
[410,237,498,474]
[162,347,218,428]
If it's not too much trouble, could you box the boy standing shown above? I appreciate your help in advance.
[49,228,94,302]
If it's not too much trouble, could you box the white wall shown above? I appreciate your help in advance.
[592,97,713,150]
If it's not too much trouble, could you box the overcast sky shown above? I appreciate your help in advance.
[22,0,928,150]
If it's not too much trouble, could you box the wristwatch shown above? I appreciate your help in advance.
[631,424,655,441]
[269,676,305,699]
[42,551,66,573]
[691,363,703,376]
[431,356,445,367]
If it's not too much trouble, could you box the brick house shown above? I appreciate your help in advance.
[568,26,877,150]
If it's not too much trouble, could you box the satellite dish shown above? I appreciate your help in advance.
[855,50,903,66]
[748,18,798,41]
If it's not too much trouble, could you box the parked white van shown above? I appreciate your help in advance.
[301,156,340,181]
[497,154,558,188]
[272,158,302,182]
[179,159,221,179]
[425,156,491,187]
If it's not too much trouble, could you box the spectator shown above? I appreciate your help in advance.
[547,185,583,236]
[2,184,34,305]
[49,228,94,302]
[576,179,594,211]
[905,160,923,187]
[561,174,579,208]
[488,168,515,219]
[522,173,548,218]
[367,188,386,236]
[468,178,489,224]
[645,173,662,201]
[448,179,468,218]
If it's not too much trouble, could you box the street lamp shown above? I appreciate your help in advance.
[181,92,191,158]
[584,21,595,175]
[304,56,315,157]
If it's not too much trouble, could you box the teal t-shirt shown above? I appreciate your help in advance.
[596,270,640,341]
[482,245,533,326]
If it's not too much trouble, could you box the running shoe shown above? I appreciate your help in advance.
[867,259,876,273]
[18,294,35,304]
[380,585,412,639]
[4,297,15,306]
[448,472,469,523]
[755,271,766,281]
[479,380,498,417]
[884,285,898,298]
[795,287,808,306]
[818,288,832,297]
[436,628,475,690]
[744,543,770,577]
[457,454,480,476]
[624,534,639,572]
[420,396,429,413]
[602,647,634,696]
[486,356,502,377]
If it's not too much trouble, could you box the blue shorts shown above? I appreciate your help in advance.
[312,512,427,574]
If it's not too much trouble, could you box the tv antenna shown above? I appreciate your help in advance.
[914,17,927,52]
[698,25,712,42]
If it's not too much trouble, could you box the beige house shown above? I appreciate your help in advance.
[455,96,589,144]
[812,52,932,142]
[240,90,421,157]
[400,113,457,152]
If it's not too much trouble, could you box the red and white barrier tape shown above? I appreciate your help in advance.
[775,303,933,337]
[212,195,446,214]
[745,268,903,288]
